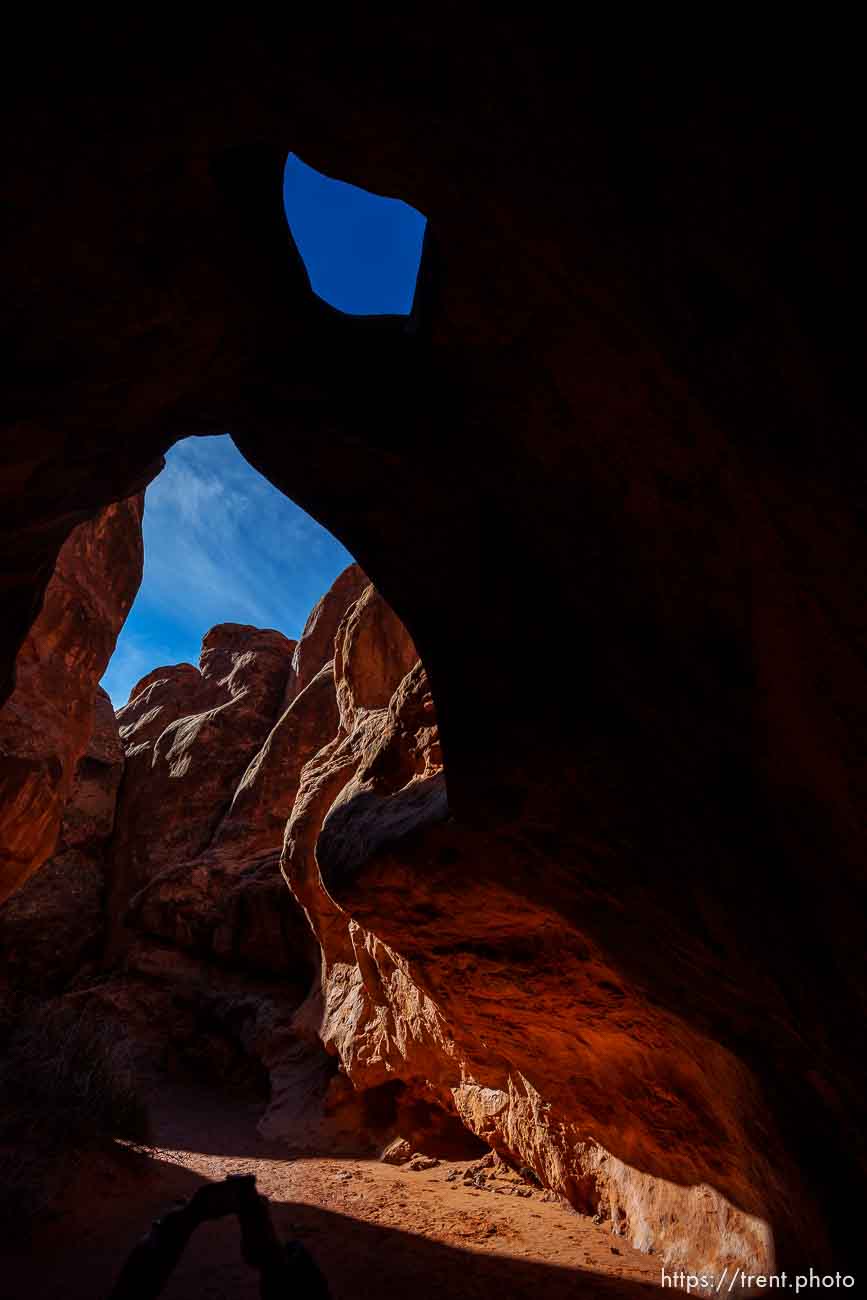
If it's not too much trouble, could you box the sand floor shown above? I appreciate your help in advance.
[2,1080,665,1299]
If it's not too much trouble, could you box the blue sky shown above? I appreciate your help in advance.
[101,436,355,706]
[283,153,426,315]
[102,160,424,707]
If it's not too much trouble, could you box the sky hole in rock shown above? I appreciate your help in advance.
[101,435,354,707]
[283,152,426,316]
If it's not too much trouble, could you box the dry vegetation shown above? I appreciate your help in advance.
[0,997,149,1228]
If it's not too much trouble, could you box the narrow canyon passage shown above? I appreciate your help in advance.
[0,484,698,1297]
[0,514,782,1296]
[0,480,670,1298]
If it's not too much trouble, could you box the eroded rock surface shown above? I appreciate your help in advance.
[0,498,143,903]
[0,550,837,1279]
[3,28,866,1286]
[283,563,369,709]
[108,623,296,942]
[91,573,368,1138]
[271,581,816,1281]
[0,688,124,991]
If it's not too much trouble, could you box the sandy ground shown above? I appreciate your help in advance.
[2,1081,665,1299]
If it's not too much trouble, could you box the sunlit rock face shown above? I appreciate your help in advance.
[0,497,143,904]
[0,688,124,991]
[103,623,323,1009]
[83,600,336,1115]
[108,623,297,934]
[0,558,841,1280]
[275,578,808,1280]
[95,567,420,1152]
[282,563,370,709]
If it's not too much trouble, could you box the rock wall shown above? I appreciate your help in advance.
[107,621,298,950]
[0,497,143,903]
[275,579,808,1281]
[89,578,359,1121]
[0,555,849,1282]
[0,688,124,992]
[90,569,472,1156]
[3,31,866,1280]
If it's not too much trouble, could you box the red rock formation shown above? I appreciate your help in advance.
[0,550,849,1277]
[277,584,815,1279]
[283,563,369,708]
[107,565,368,962]
[0,498,143,903]
[3,31,866,1281]
[217,661,339,858]
[13,559,820,1277]
[59,688,125,852]
[78,572,380,1149]
[108,623,296,934]
[0,688,124,991]
[120,658,340,982]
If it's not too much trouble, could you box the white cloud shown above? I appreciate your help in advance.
[101,435,355,708]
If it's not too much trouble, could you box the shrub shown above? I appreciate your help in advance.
[0,997,149,1226]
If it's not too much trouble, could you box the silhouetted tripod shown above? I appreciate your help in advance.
[109,1172,331,1299]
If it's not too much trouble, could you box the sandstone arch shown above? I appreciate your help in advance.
[2,19,865,1279]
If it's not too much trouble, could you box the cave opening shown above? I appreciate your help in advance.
[0,147,806,1297]
[1,421,471,1269]
[0,151,454,1266]
[101,434,356,710]
[282,152,426,316]
[3,33,864,1294]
